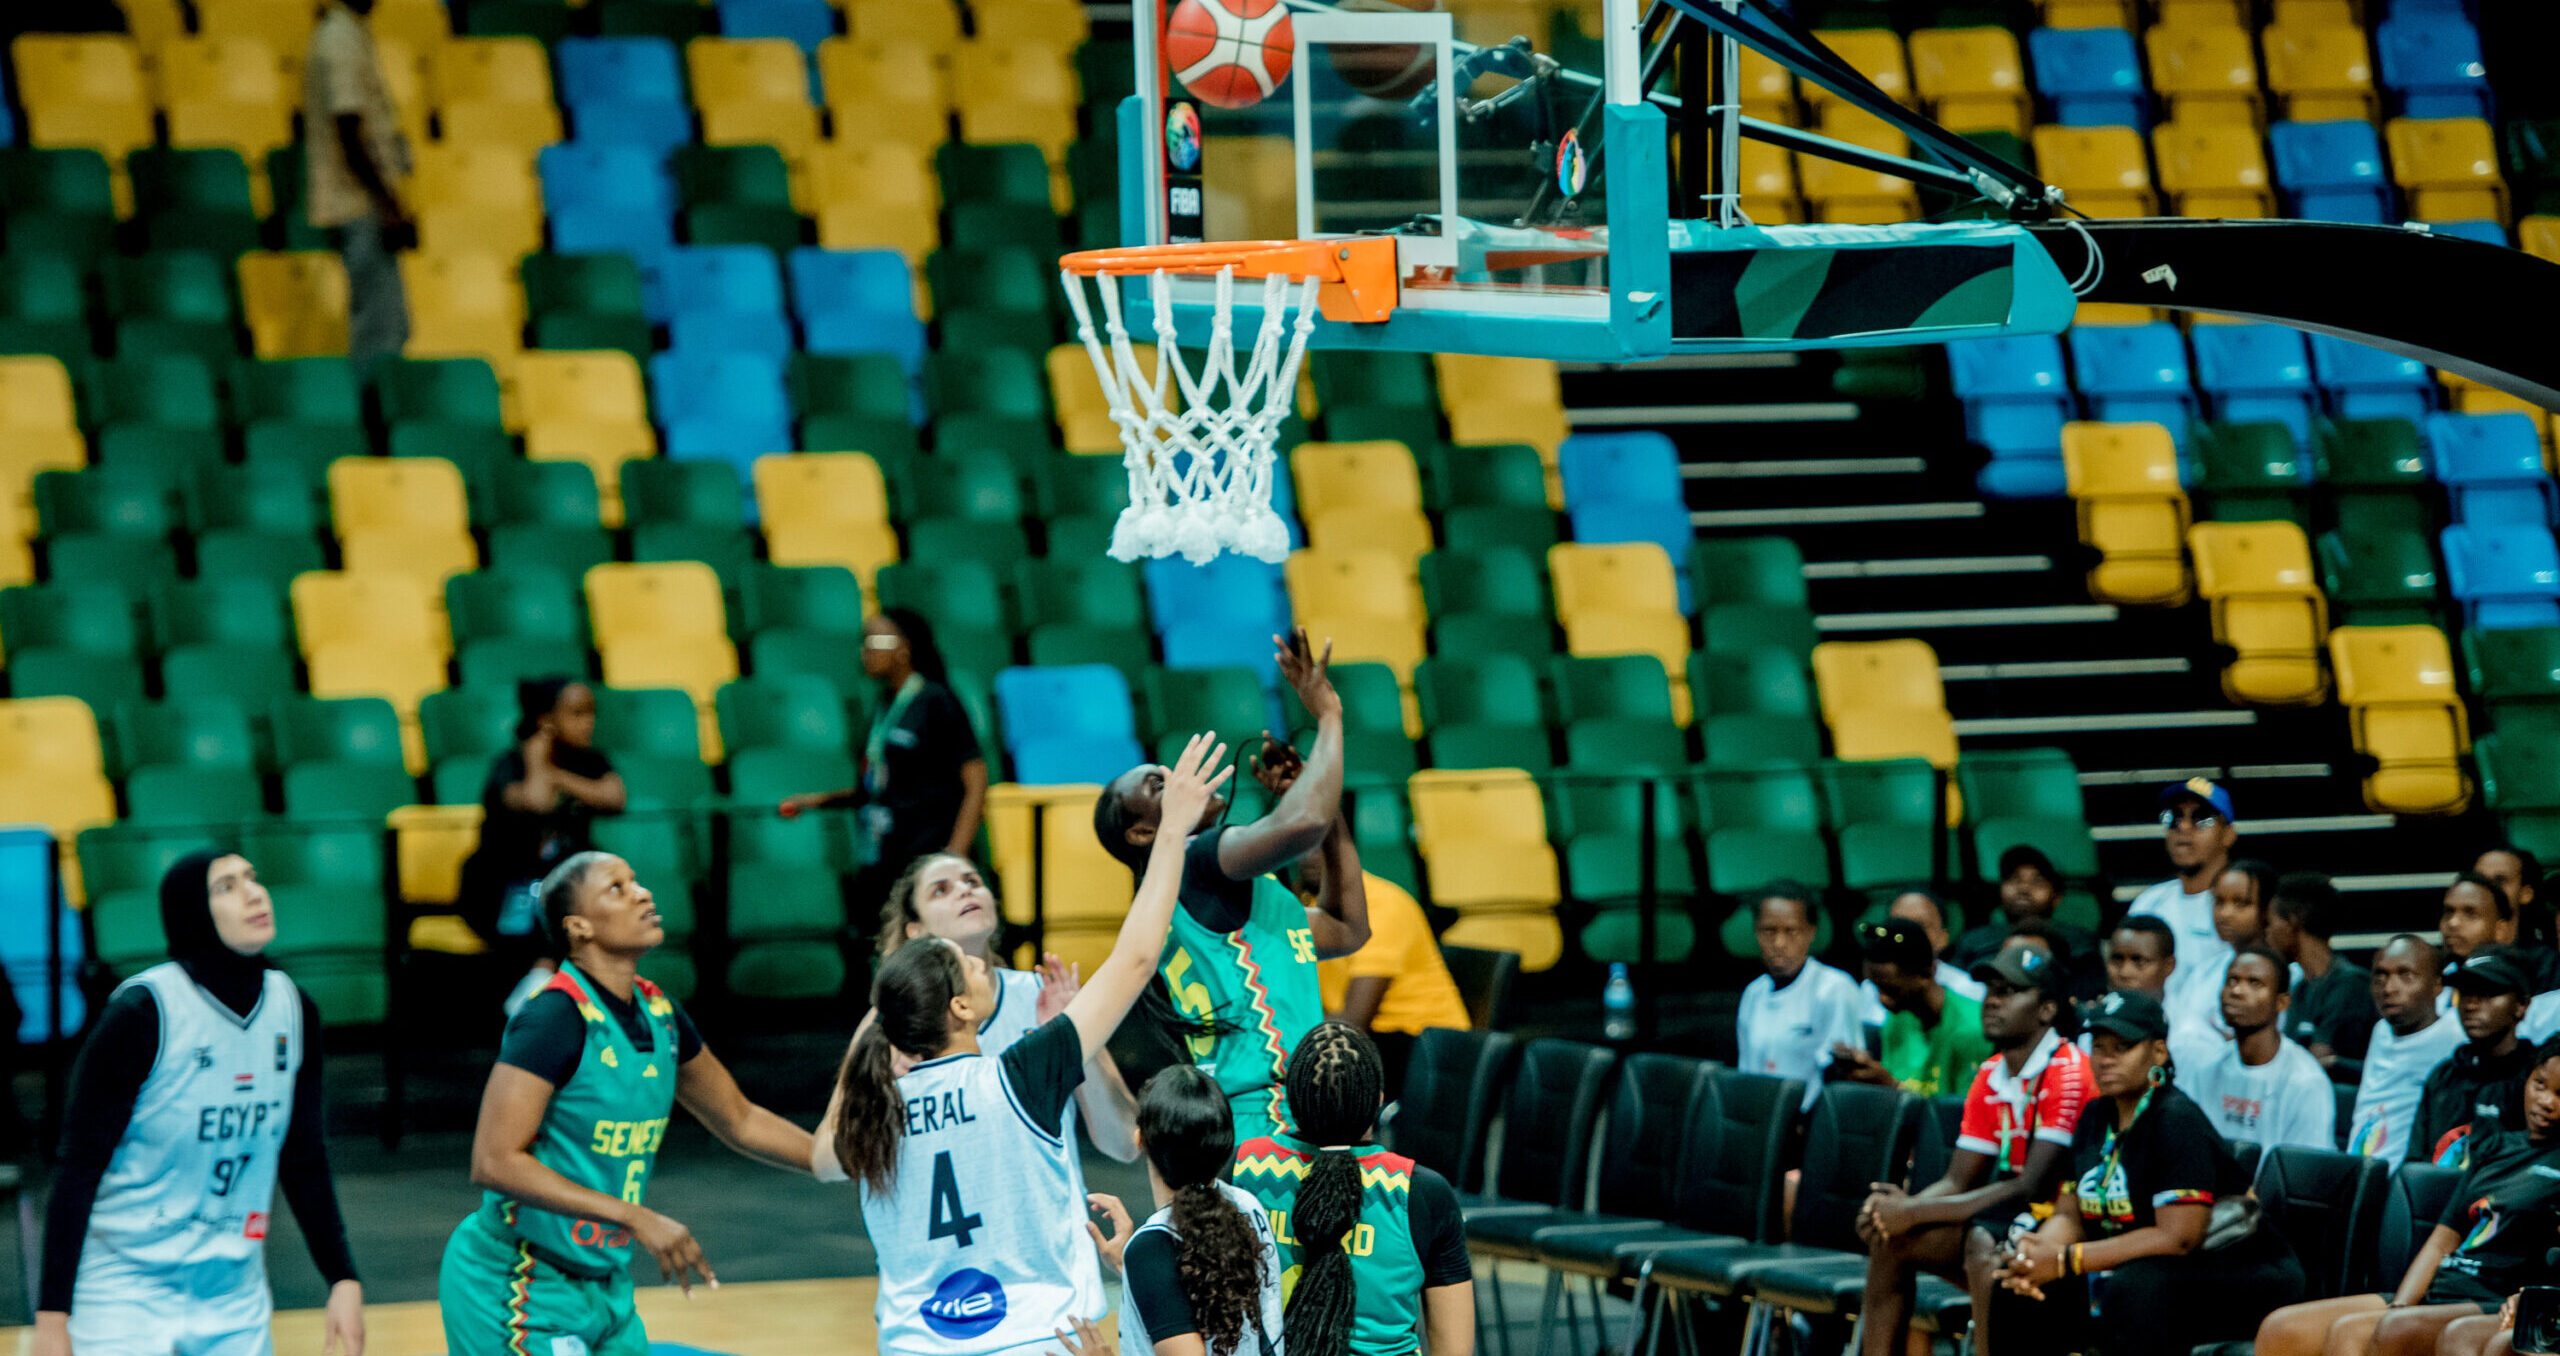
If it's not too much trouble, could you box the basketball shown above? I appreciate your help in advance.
[1325,0,1444,100]
[1165,0,1295,110]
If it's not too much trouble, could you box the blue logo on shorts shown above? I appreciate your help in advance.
[922,1268,1008,1339]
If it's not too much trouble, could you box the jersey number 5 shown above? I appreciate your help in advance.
[928,1151,982,1248]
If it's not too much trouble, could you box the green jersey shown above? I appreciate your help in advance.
[476,963,680,1274]
[1880,989,1994,1098]
[1162,866,1322,1134]
[1232,1132,1428,1356]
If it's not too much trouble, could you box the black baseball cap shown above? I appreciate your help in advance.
[2447,946,2534,999]
[1858,919,1934,973]
[2084,990,2170,1042]
[1997,844,2060,882]
[1969,945,2058,993]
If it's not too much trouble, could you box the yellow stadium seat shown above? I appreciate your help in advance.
[813,96,944,165]
[2153,121,2275,218]
[330,454,468,540]
[0,695,108,778]
[1047,341,1140,453]
[167,99,294,207]
[2155,0,2245,20]
[846,0,964,55]
[306,642,446,772]
[1435,352,1562,411]
[416,202,545,260]
[687,37,811,110]
[950,41,1077,117]
[291,569,446,658]
[1806,30,1911,109]
[2386,118,2508,224]
[2271,0,2355,23]
[1549,542,1679,622]
[2331,624,2464,713]
[0,499,33,588]
[2189,519,2323,605]
[971,0,1090,49]
[2041,0,2133,27]
[815,195,941,265]
[1561,609,1693,725]
[984,783,1097,926]
[341,526,480,592]
[25,102,154,208]
[818,37,948,113]
[1811,637,1960,768]
[1800,117,1921,222]
[13,35,147,109]
[373,37,435,151]
[402,251,527,359]
[1737,48,1797,124]
[432,36,553,109]
[0,773,115,905]
[2328,625,2473,815]
[753,452,893,535]
[516,349,648,430]
[2263,23,2375,123]
[2189,520,2329,705]
[1736,139,1805,222]
[371,0,453,49]
[955,101,1076,163]
[798,137,936,220]
[1303,507,1435,566]
[598,643,739,764]
[0,359,87,524]
[1908,27,2030,138]
[2034,126,2157,217]
[1292,441,1424,520]
[1406,768,1564,921]
[1287,548,1420,623]
[118,0,189,54]
[2522,216,2560,265]
[585,561,730,646]
[701,100,824,162]
[156,38,293,174]
[412,139,541,218]
[2074,301,2161,325]
[435,98,565,158]
[2062,422,2192,606]
[524,427,650,528]
[2145,25,2261,124]
[1298,613,1427,693]
[765,520,901,599]
[239,250,352,359]
[1447,400,1569,492]
[391,802,488,953]
[194,0,316,73]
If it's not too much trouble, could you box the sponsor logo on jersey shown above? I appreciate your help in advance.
[921,1268,1009,1339]
[244,1212,267,1239]
[275,1033,288,1072]
[194,1045,214,1070]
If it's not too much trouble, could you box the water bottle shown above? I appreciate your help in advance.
[1603,963,1636,1042]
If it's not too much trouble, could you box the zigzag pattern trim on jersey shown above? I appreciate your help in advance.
[1223,932,1290,1083]
[505,1241,536,1356]
[1232,1149,1414,1195]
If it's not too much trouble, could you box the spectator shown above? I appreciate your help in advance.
[777,608,989,932]
[2345,935,2464,1163]
[2102,916,2220,1073]
[1855,946,2092,1356]
[1951,846,2102,985]
[1306,855,1468,1100]
[2443,873,2519,967]
[2410,947,2539,1167]
[2267,872,2375,1075]
[2254,1039,2560,1356]
[458,678,625,1015]
[302,0,411,368]
[2164,858,2281,1053]
[1737,883,1864,1111]
[1835,919,1995,1097]
[2004,921,2091,1026]
[2184,944,2338,1151]
[2474,846,2545,952]
[1863,890,1985,1026]
[2127,779,2239,1020]
[1996,990,2305,1356]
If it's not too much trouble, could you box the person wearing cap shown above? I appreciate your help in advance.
[1836,918,1995,1097]
[1854,945,2094,1356]
[2254,1036,2560,1356]
[2410,946,2540,1168]
[2128,778,2239,1045]
[1996,989,2305,1356]
[2267,872,2375,1075]
[2182,943,2338,1152]
[2344,935,2464,1164]
[1737,882,1866,1113]
[1951,845,2102,992]
[1859,891,1985,1029]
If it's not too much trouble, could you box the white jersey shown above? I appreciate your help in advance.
[977,968,1105,1311]
[1739,959,1865,1110]
[865,1022,1104,1356]
[1117,1181,1285,1356]
[78,963,302,1309]
[2185,1034,2337,1151]
[2347,1009,2466,1164]
[2127,877,2232,1022]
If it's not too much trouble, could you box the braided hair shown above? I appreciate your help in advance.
[1140,1067,1267,1356]
[1280,1021,1386,1356]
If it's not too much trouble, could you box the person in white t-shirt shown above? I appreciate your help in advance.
[2345,935,2464,1164]
[2185,944,2338,1151]
[2129,779,2239,1027]
[2102,915,2224,1074]
[1862,890,1988,1025]
[1737,882,1864,1111]
[2166,858,2281,1053]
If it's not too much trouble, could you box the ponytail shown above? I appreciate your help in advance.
[1279,1022,1386,1356]
[832,939,967,1190]
[1140,1066,1265,1356]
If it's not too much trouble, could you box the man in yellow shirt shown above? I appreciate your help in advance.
[1311,868,1472,1096]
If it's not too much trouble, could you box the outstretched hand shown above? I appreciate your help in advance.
[1275,627,1339,721]
[1250,731,1304,795]
[1157,732,1233,836]
[1084,1193,1134,1274]
[1034,953,1082,1024]
[1048,1316,1110,1356]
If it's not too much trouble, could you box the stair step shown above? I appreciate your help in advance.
[2091,813,2395,844]
[1941,658,2192,681]
[1574,401,1861,426]
[1952,710,2258,736]
[1805,555,2055,580]
[1819,604,2118,633]
[1693,501,1985,528]
[1685,457,1928,480]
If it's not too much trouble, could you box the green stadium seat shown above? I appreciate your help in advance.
[1971,816,2101,883]
[1323,406,1442,454]
[0,250,88,324]
[115,696,258,775]
[131,147,259,245]
[684,204,805,255]
[387,424,511,508]
[623,460,748,527]
[2195,421,2308,525]
[927,348,1050,421]
[598,0,707,41]
[458,637,591,691]
[161,643,298,712]
[1416,653,1543,729]
[2318,528,2445,627]
[936,143,1053,207]
[717,673,849,755]
[241,422,371,487]
[1420,548,1549,622]
[906,452,1026,523]
[945,200,1064,258]
[1561,773,1699,963]
[674,145,796,209]
[280,761,417,824]
[1040,514,1118,561]
[245,823,389,1022]
[523,253,648,321]
[1015,557,1143,630]
[1425,723,1552,773]
[1346,784,1420,893]
[1033,455,1131,521]
[728,747,858,808]
[34,468,177,540]
[936,309,1055,358]
[1690,644,1814,719]
[489,526,615,584]
[235,357,364,426]
[1430,613,1559,668]
[630,523,757,595]
[1690,537,1809,609]
[1821,758,1942,891]
[2,582,140,657]
[44,534,178,595]
[1423,443,1551,511]
[1138,666,1269,750]
[263,146,329,250]
[792,351,912,419]
[0,149,117,266]
[873,558,1010,634]
[188,462,324,536]
[1310,351,1436,412]
[532,312,655,359]
[934,413,1054,462]
[925,250,1055,329]
[1700,712,1824,767]
[1026,624,1153,682]
[374,357,505,428]
[595,686,704,765]
[194,529,326,587]
[105,251,235,328]
[1952,746,2085,821]
[82,353,223,432]
[1693,762,1832,894]
[273,695,408,769]
[1441,506,1558,554]
[79,826,202,976]
[93,426,222,483]
[2314,418,2429,490]
[463,0,574,40]
[745,628,875,723]
[493,460,605,527]
[1701,602,1820,661]
[906,517,1029,573]
[724,863,847,999]
[2465,627,2560,706]
[449,568,585,646]
[1551,654,1676,724]
[800,413,923,465]
[421,685,518,777]
[1563,719,1687,773]
[741,564,866,637]
[126,765,266,826]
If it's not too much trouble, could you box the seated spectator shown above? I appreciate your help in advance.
[2184,943,2338,1151]
[2411,947,2539,1167]
[1995,991,2306,1356]
[2268,872,2375,1075]
[1738,882,1863,1111]
[2166,858,2281,1053]
[1856,947,2092,1356]
[2254,1038,2560,1356]
[1307,855,1468,1099]
[1863,890,1985,1026]
[1951,846,2102,985]
[2005,921,2087,1032]
[2129,779,2239,1002]
[2101,915,2221,1073]
[2441,873,2518,973]
[2474,846,2551,981]
[2346,935,2464,1163]
[1835,919,1995,1097]
[456,678,625,1014]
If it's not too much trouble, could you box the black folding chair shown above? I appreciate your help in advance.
[1441,943,1520,1030]
[1390,1026,1517,1195]
[1461,1039,1618,1356]
[2254,1146,2390,1300]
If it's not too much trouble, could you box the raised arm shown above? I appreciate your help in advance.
[1305,812,1370,959]
[1068,733,1233,1066]
[947,757,988,856]
[1215,631,1341,881]
[676,1046,817,1174]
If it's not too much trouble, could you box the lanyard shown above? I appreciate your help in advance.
[2093,1084,2159,1220]
[863,675,925,796]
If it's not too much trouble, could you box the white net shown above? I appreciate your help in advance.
[1059,264,1321,565]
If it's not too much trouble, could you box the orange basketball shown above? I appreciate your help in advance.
[1326,0,1445,100]
[1165,0,1296,109]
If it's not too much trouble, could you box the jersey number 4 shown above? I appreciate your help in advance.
[928,1151,983,1248]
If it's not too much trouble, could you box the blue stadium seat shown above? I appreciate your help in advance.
[993,665,1145,784]
[662,245,793,355]
[2443,524,2560,629]
[2308,333,2433,423]
[2374,11,2491,120]
[2028,27,2147,128]
[1161,619,1284,685]
[669,309,797,361]
[2268,121,2395,224]
[789,248,929,375]
[539,142,676,217]
[648,350,795,477]
[2191,323,2317,444]
[2428,220,2508,246]
[1568,501,1697,611]
[2429,413,2557,527]
[559,38,688,110]
[1976,453,2069,500]
[564,102,696,159]
[1145,555,1288,636]
[1557,431,1682,507]
[1948,335,2073,456]
[0,829,85,1041]
[719,0,835,64]
[2066,324,2197,435]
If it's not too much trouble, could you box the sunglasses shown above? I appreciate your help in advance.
[2158,808,2224,828]
[864,635,904,651]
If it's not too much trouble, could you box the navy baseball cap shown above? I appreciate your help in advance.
[2158,777,2235,822]
[2447,946,2534,999]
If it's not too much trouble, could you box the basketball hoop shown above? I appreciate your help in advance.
[1058,237,1398,565]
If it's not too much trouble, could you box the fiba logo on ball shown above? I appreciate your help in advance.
[1166,0,1294,109]
[921,1267,1009,1338]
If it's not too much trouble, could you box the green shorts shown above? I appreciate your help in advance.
[438,1210,647,1356]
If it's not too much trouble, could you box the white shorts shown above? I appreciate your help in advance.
[68,1283,272,1356]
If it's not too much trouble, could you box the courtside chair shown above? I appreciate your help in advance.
[1389,1028,1517,1192]
[1460,1038,1616,1356]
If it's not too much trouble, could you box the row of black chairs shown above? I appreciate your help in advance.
[1391,1029,2463,1356]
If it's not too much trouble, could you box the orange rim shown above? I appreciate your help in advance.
[1059,236,1399,324]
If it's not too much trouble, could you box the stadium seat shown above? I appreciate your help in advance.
[1948,335,2071,468]
[2028,27,2145,128]
[2189,520,2332,704]
[2385,118,2507,224]
[2308,334,2432,423]
[2429,413,2556,527]
[2374,10,2491,119]
[2330,624,2472,814]
[1406,768,1563,970]
[291,569,446,660]
[558,36,687,110]
[2153,122,2276,218]
[1811,639,1959,770]
[992,665,1142,786]
[2144,22,2261,125]
[648,350,795,478]
[2066,324,2195,431]
[1693,761,1832,894]
[2191,323,2318,443]
[2269,120,2394,223]
[2032,126,2156,216]
[2263,22,2378,122]
[302,644,446,773]
[402,250,528,359]
[2062,422,2193,606]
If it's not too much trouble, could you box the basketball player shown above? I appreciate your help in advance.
[437,852,816,1356]
[1092,629,1370,1145]
[1091,1065,1285,1356]
[825,732,1230,1356]
[36,848,363,1356]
